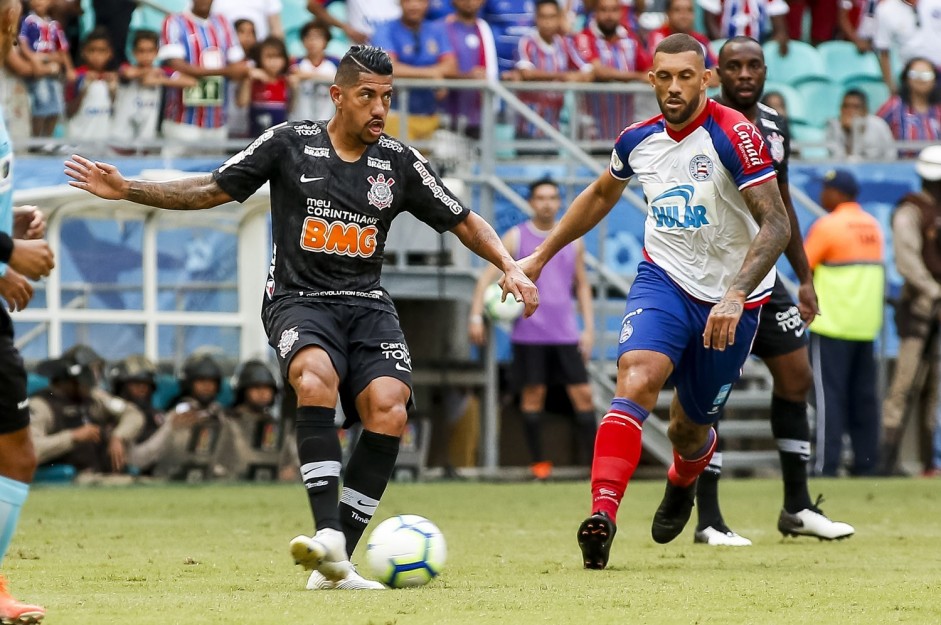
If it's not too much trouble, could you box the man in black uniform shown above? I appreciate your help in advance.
[64,45,538,589]
[692,36,853,545]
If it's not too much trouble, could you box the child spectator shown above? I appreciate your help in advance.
[65,28,116,143]
[228,18,257,138]
[19,0,76,138]
[238,36,291,136]
[289,21,336,122]
[112,30,196,150]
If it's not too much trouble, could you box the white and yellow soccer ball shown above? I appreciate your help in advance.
[483,282,525,323]
[366,515,447,588]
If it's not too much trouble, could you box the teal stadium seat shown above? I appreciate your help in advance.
[817,41,882,84]
[845,79,892,112]
[711,39,728,55]
[129,0,188,35]
[762,40,827,86]
[795,80,843,128]
[790,123,829,160]
[763,82,808,126]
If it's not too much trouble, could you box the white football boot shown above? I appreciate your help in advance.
[306,566,386,590]
[778,496,855,540]
[290,528,351,581]
[693,525,753,546]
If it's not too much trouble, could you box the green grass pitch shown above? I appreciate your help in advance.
[6,478,941,624]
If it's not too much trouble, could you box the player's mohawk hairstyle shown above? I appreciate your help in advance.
[335,45,393,86]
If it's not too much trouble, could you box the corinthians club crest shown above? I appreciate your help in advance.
[367,173,395,210]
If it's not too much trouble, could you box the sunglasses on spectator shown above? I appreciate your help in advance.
[908,70,936,81]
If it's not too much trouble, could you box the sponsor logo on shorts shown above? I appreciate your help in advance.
[278,326,299,358]
[775,305,804,335]
[17,399,28,410]
[619,308,643,343]
[381,341,412,372]
[707,383,733,415]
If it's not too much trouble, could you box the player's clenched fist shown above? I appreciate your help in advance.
[8,239,55,280]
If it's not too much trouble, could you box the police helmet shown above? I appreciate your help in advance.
[109,354,157,395]
[233,360,279,404]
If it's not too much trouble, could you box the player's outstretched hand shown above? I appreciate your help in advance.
[65,154,127,200]
[797,281,820,324]
[704,292,745,351]
[8,239,54,280]
[13,205,46,239]
[0,269,34,312]
[500,264,539,318]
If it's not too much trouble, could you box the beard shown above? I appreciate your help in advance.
[657,94,701,125]
[721,85,762,110]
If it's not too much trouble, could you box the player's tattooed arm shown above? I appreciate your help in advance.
[65,155,233,210]
[126,175,233,211]
[733,180,791,297]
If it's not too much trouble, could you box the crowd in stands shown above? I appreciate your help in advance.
[0,0,937,156]
[27,343,300,483]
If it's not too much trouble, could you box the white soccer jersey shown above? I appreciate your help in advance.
[610,98,777,305]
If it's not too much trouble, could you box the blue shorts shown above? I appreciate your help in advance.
[616,261,761,425]
[27,76,64,118]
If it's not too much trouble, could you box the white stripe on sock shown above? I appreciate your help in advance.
[340,488,379,515]
[777,438,811,458]
[301,461,342,480]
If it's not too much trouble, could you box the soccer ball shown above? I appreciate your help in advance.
[483,282,524,323]
[366,515,447,588]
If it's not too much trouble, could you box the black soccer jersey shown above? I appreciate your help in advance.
[212,121,470,313]
[755,102,790,186]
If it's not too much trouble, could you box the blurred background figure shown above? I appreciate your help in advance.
[128,351,238,481]
[825,88,895,161]
[881,146,941,476]
[227,359,289,481]
[804,169,884,476]
[469,178,596,480]
[109,354,164,454]
[289,21,337,123]
[877,59,941,149]
[30,344,144,475]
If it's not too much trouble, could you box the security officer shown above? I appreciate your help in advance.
[228,359,286,481]
[29,344,144,474]
[109,354,163,444]
[129,351,238,480]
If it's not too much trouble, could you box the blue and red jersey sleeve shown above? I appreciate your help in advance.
[609,117,664,180]
[705,102,776,190]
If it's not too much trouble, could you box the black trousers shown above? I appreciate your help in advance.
[809,333,881,476]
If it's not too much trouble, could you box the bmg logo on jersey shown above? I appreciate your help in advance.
[300,217,378,257]
[649,185,710,229]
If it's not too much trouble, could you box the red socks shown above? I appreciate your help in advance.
[667,427,717,488]
[590,410,644,523]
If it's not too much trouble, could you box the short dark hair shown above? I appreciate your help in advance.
[655,33,704,60]
[842,88,868,108]
[82,27,111,49]
[234,18,255,33]
[335,45,393,86]
[718,35,762,63]
[535,0,561,12]
[528,177,558,198]
[300,20,332,43]
[250,35,289,72]
[132,29,159,49]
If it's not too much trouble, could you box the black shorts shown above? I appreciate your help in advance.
[0,310,30,434]
[751,278,809,360]
[511,343,589,389]
[264,299,414,427]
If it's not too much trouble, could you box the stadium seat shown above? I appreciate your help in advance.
[762,40,827,86]
[845,79,892,112]
[762,82,808,126]
[710,38,727,55]
[817,41,882,84]
[791,123,829,160]
[795,80,843,128]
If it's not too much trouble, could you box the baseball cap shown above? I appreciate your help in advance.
[821,168,859,198]
[916,145,941,181]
